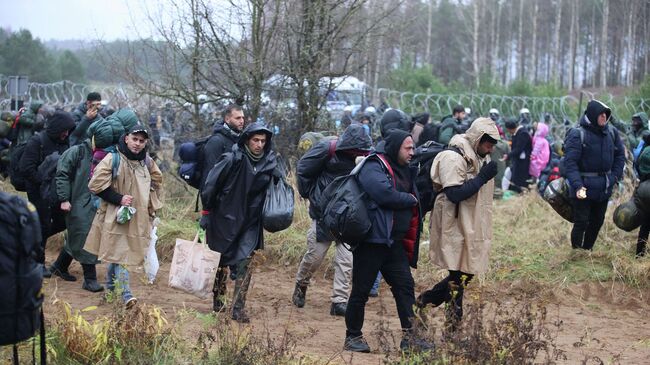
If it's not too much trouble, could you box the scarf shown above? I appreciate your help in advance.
[118,134,147,161]
[244,144,263,162]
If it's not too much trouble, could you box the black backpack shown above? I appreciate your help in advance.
[318,154,394,246]
[410,140,446,213]
[37,151,61,209]
[9,133,45,192]
[0,192,46,364]
[417,122,442,146]
[178,136,211,189]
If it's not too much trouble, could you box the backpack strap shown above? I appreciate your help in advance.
[111,152,120,180]
[375,154,396,188]
[327,139,337,159]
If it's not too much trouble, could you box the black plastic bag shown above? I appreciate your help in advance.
[263,176,294,232]
[543,177,573,222]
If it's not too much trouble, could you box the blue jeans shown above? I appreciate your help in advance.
[370,273,381,295]
[107,263,133,303]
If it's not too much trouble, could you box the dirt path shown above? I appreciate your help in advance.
[42,251,650,364]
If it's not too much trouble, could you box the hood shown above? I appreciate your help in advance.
[46,111,76,139]
[336,124,372,151]
[76,101,88,114]
[29,101,44,114]
[632,112,649,130]
[377,129,410,162]
[582,100,611,129]
[534,122,549,139]
[462,117,501,153]
[108,109,140,132]
[213,120,241,139]
[237,122,273,154]
[380,109,411,137]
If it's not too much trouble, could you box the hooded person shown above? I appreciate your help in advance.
[343,129,433,354]
[293,124,372,316]
[503,118,532,193]
[529,122,550,179]
[200,122,278,323]
[418,118,500,329]
[379,109,411,138]
[14,100,45,145]
[84,125,164,307]
[628,112,649,150]
[564,99,625,251]
[410,112,430,145]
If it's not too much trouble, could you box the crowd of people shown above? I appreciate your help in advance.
[1,90,649,354]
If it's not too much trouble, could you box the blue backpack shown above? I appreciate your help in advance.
[178,136,211,190]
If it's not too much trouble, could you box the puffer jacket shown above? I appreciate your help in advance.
[529,122,550,178]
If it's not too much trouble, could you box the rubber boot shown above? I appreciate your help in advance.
[50,250,77,281]
[231,258,252,323]
[213,267,228,312]
[82,264,104,292]
[292,283,307,308]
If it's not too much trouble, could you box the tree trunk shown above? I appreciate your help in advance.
[599,0,608,88]
[530,1,538,83]
[493,0,502,84]
[517,0,525,79]
[625,0,638,86]
[473,0,480,87]
[568,0,576,90]
[551,0,562,83]
[426,0,433,66]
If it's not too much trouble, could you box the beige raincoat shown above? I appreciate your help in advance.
[84,151,163,266]
[429,118,500,274]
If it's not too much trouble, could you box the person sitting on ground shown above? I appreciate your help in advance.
[84,125,163,307]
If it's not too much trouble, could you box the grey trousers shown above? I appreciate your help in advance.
[295,220,352,304]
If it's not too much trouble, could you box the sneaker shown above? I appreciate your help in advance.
[343,336,370,353]
[330,302,347,316]
[42,266,52,278]
[50,266,77,282]
[292,284,307,308]
[125,297,138,309]
[82,279,105,293]
[400,335,435,352]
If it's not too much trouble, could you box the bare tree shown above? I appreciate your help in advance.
[599,0,608,88]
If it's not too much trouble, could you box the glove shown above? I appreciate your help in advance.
[199,214,210,230]
[477,161,498,182]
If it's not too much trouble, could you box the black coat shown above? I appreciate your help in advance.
[507,127,532,189]
[201,123,277,266]
[200,122,239,188]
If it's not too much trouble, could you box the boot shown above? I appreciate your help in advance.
[50,250,77,282]
[213,268,228,312]
[636,238,647,258]
[82,264,104,292]
[330,302,347,316]
[400,330,435,352]
[343,336,370,353]
[231,258,252,323]
[292,283,307,308]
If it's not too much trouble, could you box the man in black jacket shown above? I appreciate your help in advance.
[200,104,245,188]
[503,119,532,193]
[293,124,372,316]
[200,123,278,323]
[70,92,102,146]
[344,129,433,353]
[19,111,76,276]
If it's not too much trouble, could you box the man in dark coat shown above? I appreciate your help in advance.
[201,123,278,323]
[70,92,102,146]
[564,100,625,250]
[379,108,411,138]
[19,111,76,276]
[343,129,433,353]
[200,104,244,189]
[503,119,532,193]
[292,124,372,316]
[438,105,466,145]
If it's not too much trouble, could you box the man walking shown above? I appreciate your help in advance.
[293,124,372,316]
[417,118,500,330]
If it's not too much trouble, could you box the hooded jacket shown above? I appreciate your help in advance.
[16,101,44,145]
[507,124,533,188]
[201,123,278,266]
[379,109,411,138]
[19,111,76,191]
[200,121,240,189]
[564,100,626,202]
[628,112,649,150]
[297,124,372,225]
[357,129,421,268]
[438,115,462,146]
[70,101,100,146]
[429,118,500,274]
[529,122,550,178]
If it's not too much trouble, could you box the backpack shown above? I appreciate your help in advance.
[417,122,441,146]
[298,132,336,156]
[410,140,446,213]
[37,151,61,209]
[296,139,337,199]
[0,192,47,364]
[6,108,25,143]
[9,132,45,192]
[178,136,211,189]
[318,154,394,245]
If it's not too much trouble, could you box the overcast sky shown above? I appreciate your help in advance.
[0,0,159,41]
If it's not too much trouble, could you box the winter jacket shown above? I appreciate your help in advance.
[84,149,163,266]
[70,102,100,146]
[429,118,500,275]
[379,109,411,138]
[529,122,550,178]
[54,139,98,264]
[19,112,76,192]
[200,121,240,189]
[201,123,277,266]
[16,101,44,145]
[437,115,461,146]
[627,112,649,150]
[637,144,650,182]
[564,100,626,202]
[507,126,532,188]
[357,132,421,268]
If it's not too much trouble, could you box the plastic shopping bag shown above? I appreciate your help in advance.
[116,206,136,224]
[143,226,159,284]
[168,232,221,299]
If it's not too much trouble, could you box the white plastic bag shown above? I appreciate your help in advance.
[143,226,159,284]
[168,232,221,299]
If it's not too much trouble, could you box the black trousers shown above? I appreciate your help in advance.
[27,189,65,263]
[637,222,650,256]
[345,241,415,338]
[570,198,608,250]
